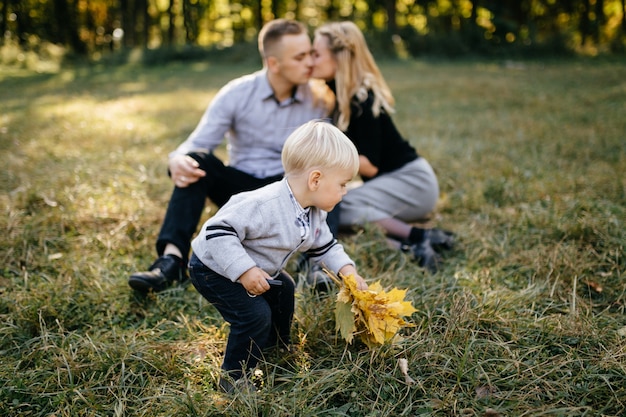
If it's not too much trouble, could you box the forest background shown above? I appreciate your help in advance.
[2,0,626,67]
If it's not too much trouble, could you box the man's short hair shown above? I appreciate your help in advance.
[258,19,307,60]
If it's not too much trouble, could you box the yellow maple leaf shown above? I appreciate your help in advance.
[328,270,417,347]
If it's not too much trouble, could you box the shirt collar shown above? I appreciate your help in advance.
[285,179,310,239]
[285,179,310,216]
[261,71,304,106]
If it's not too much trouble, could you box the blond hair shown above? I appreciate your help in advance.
[314,21,395,131]
[282,120,359,177]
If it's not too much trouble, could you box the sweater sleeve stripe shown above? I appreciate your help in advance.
[206,232,237,240]
[204,225,238,240]
[205,225,237,233]
[305,239,337,258]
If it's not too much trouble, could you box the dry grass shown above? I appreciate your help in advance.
[1,57,625,416]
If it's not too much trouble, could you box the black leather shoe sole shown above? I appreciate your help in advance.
[129,254,188,293]
[128,275,168,293]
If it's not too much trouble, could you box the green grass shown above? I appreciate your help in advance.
[1,57,625,416]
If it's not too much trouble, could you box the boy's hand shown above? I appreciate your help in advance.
[353,274,368,291]
[239,267,271,296]
[338,265,368,291]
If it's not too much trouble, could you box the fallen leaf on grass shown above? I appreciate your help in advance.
[428,399,444,409]
[475,385,498,399]
[398,358,415,385]
[583,280,603,293]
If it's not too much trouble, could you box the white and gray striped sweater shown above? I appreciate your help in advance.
[191,178,354,282]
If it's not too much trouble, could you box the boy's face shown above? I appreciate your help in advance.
[312,167,354,212]
[273,33,314,86]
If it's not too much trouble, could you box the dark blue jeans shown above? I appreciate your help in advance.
[156,152,283,261]
[189,254,295,379]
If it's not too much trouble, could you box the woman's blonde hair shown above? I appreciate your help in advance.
[282,120,359,177]
[314,21,395,131]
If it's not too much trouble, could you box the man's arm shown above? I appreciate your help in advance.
[167,80,239,187]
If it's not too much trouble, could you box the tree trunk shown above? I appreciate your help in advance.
[120,0,133,48]
[167,0,175,45]
[183,0,200,44]
[325,0,338,21]
[580,0,591,46]
[386,0,397,34]
[593,0,604,43]
[142,0,149,47]
[1,0,8,45]
[53,0,87,54]
[467,0,483,48]
[255,1,263,31]
[621,0,626,33]
[13,0,30,46]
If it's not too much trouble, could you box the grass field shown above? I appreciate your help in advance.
[1,57,625,416]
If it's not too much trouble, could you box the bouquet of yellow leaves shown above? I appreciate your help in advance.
[325,269,417,347]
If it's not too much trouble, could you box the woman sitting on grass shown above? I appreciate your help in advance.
[188,120,368,393]
[311,21,454,273]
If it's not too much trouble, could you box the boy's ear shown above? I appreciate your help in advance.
[308,170,322,190]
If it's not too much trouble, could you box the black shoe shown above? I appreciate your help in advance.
[218,374,259,394]
[129,254,188,293]
[425,228,455,251]
[402,240,441,273]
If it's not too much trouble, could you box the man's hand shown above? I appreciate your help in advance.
[238,267,272,296]
[169,154,206,188]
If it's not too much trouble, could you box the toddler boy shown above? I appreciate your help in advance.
[188,120,368,393]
